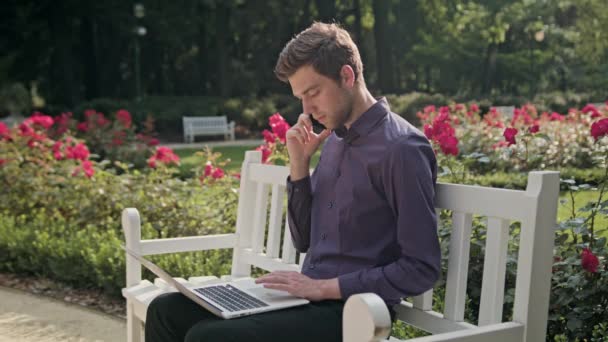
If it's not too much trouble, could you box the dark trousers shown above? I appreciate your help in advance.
[145,292,344,342]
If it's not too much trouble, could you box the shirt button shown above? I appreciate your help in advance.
[328,201,333,209]
[309,264,315,270]
[295,188,300,193]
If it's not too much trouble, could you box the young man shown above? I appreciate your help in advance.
[145,22,440,342]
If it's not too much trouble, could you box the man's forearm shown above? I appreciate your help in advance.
[289,158,310,181]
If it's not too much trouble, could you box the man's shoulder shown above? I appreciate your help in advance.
[383,112,429,145]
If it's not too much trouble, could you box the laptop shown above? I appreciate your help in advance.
[123,246,310,319]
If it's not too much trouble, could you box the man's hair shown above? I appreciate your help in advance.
[274,22,363,84]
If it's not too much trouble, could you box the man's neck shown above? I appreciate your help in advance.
[344,86,377,130]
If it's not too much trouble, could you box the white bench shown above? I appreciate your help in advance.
[182,116,235,143]
[122,150,559,342]
[493,106,515,118]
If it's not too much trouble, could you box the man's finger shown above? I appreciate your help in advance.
[255,274,290,285]
[262,283,298,295]
[297,113,313,132]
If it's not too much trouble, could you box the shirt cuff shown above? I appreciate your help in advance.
[337,271,363,300]
[286,175,312,198]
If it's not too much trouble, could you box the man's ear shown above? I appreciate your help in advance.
[340,65,355,88]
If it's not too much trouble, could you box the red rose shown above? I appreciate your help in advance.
[470,104,479,112]
[582,104,601,118]
[581,248,600,273]
[528,125,539,134]
[591,118,608,141]
[77,122,89,132]
[503,128,518,145]
[271,121,290,143]
[211,167,225,179]
[116,109,132,129]
[256,145,271,163]
[438,135,459,156]
[0,122,10,140]
[262,129,276,144]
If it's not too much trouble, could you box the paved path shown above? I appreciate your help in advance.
[0,286,125,342]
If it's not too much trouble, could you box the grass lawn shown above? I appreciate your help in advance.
[175,145,321,174]
[558,189,608,238]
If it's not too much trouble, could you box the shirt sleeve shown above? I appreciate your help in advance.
[338,134,441,301]
[286,176,313,253]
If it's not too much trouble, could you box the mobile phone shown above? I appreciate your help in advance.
[309,114,326,133]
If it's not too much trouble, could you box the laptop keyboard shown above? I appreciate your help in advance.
[194,285,270,312]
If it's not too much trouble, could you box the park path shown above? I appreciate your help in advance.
[0,286,125,342]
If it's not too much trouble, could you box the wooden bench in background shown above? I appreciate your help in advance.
[182,116,235,143]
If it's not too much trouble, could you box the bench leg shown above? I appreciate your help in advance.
[127,301,144,342]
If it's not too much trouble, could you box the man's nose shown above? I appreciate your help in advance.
[302,100,314,115]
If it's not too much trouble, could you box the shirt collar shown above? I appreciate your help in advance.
[334,97,390,144]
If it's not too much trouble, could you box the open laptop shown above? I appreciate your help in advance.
[123,246,309,319]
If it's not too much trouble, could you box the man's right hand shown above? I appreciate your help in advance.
[286,113,331,181]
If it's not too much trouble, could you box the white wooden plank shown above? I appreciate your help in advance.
[299,252,307,267]
[241,249,301,272]
[395,322,524,342]
[266,184,285,258]
[478,217,510,326]
[435,183,531,221]
[412,290,433,311]
[139,234,237,255]
[281,215,297,264]
[443,212,473,322]
[393,301,476,335]
[231,151,262,278]
[122,208,142,287]
[251,182,270,253]
[513,172,560,342]
[249,163,291,185]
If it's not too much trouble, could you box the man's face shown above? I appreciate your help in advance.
[288,65,353,130]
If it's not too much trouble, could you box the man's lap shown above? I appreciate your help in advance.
[146,292,344,342]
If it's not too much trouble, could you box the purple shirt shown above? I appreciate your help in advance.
[286,98,440,306]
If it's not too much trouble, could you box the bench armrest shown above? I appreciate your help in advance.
[343,293,392,342]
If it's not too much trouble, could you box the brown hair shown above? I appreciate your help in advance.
[274,22,363,84]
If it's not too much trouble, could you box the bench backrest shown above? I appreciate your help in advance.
[232,151,559,342]
[230,151,304,277]
[183,116,229,132]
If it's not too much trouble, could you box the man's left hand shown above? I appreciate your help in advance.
[255,271,341,301]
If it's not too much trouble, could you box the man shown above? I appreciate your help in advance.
[145,22,440,342]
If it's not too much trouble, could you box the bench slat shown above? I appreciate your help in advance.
[266,184,285,258]
[393,301,475,335]
[251,182,270,253]
[478,217,510,326]
[281,217,297,264]
[241,249,301,272]
[443,212,472,322]
[139,234,237,255]
[435,183,531,221]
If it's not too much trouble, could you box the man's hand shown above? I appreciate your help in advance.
[286,114,331,181]
[255,271,341,301]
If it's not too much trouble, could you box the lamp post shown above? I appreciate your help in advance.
[133,3,146,101]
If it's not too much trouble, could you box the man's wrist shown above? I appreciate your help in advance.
[318,278,341,300]
[290,158,311,181]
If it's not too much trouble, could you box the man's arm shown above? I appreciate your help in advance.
[338,135,441,301]
[284,113,331,253]
[286,175,312,252]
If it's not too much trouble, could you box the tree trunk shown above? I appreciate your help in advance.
[216,4,231,97]
[481,43,498,95]
[80,15,99,100]
[315,0,336,23]
[372,0,394,93]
